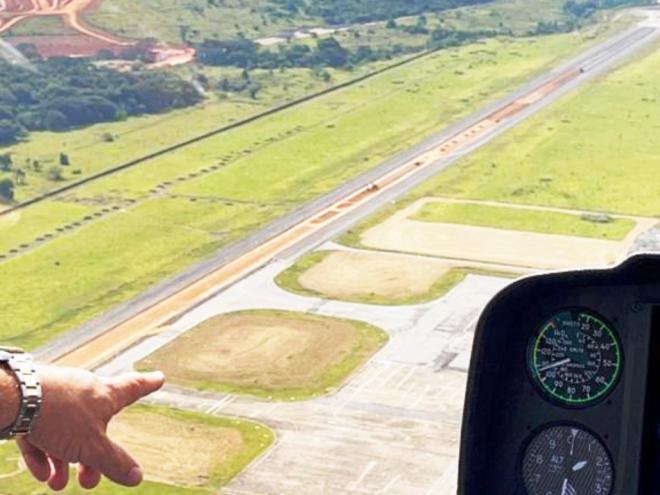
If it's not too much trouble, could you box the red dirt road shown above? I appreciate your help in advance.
[0,0,196,63]
[0,0,130,57]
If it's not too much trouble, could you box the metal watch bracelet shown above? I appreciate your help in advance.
[0,348,42,439]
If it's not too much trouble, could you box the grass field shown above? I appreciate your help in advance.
[138,310,388,400]
[408,43,660,218]
[0,30,616,349]
[340,40,660,251]
[84,0,615,47]
[2,63,379,204]
[411,201,636,239]
[276,250,517,305]
[86,0,319,43]
[0,404,274,493]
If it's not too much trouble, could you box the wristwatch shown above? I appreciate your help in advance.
[0,347,42,439]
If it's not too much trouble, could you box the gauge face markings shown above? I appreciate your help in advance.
[522,425,613,495]
[529,309,622,406]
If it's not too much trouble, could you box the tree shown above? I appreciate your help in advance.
[44,110,69,131]
[47,167,63,181]
[248,81,262,99]
[15,43,40,60]
[0,178,14,201]
[96,49,116,60]
[0,152,12,172]
[13,167,26,185]
[316,38,349,68]
[0,120,23,145]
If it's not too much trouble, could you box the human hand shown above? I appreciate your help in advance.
[17,365,165,491]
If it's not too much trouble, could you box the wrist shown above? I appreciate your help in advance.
[0,366,21,431]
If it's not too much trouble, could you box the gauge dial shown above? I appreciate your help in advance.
[522,425,613,495]
[528,308,622,406]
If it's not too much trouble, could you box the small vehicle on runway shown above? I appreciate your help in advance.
[459,254,660,494]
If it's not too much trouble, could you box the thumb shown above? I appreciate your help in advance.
[104,371,165,412]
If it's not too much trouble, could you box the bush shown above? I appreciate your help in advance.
[0,178,15,201]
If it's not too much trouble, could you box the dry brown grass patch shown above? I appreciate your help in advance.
[139,310,388,399]
[108,410,244,487]
[298,250,451,300]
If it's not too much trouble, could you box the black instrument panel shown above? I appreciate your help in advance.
[458,254,660,495]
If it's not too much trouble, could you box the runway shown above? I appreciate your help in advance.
[38,18,660,369]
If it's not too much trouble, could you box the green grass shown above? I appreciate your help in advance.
[0,31,615,349]
[0,404,274,494]
[138,310,389,401]
[2,64,377,204]
[86,0,320,44]
[0,202,97,253]
[275,250,519,305]
[411,202,637,240]
[340,31,660,253]
[84,0,610,45]
[407,39,660,217]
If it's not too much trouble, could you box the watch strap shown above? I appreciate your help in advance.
[0,349,42,439]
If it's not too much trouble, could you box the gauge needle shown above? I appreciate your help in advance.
[573,460,588,472]
[562,479,577,495]
[538,358,571,372]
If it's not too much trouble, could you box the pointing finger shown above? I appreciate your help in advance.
[91,435,142,487]
[104,371,165,412]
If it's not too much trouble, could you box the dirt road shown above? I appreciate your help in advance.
[0,0,129,45]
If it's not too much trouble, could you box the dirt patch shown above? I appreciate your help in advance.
[299,250,451,300]
[359,199,649,270]
[108,410,244,487]
[139,311,387,398]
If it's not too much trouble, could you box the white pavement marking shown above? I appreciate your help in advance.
[205,395,234,415]
[376,475,401,494]
[348,460,377,491]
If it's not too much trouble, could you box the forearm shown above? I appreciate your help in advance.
[0,357,163,490]
[0,366,20,431]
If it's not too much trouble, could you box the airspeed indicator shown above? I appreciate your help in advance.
[528,308,622,406]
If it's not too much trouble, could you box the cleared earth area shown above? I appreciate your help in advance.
[295,251,451,302]
[108,406,273,489]
[138,310,388,400]
[0,405,274,494]
[277,249,517,305]
[347,198,653,270]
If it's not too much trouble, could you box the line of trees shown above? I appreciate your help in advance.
[563,0,653,19]
[276,0,492,25]
[197,37,378,70]
[196,29,485,74]
[0,57,203,145]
